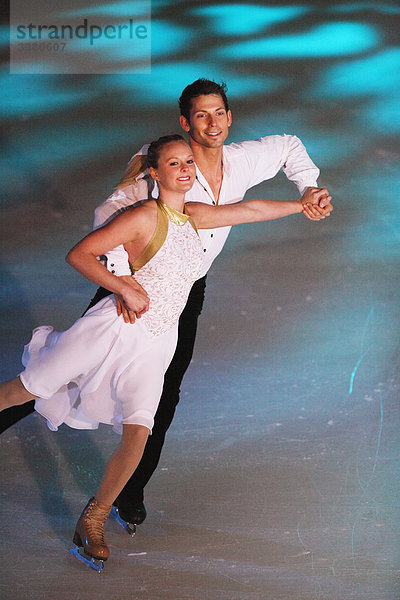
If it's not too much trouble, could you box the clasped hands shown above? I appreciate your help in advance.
[300,186,333,221]
[115,276,150,324]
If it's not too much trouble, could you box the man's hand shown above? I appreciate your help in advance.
[302,186,332,207]
[300,186,333,221]
[115,276,150,324]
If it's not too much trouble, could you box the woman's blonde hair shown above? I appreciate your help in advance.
[115,135,187,190]
[115,154,148,190]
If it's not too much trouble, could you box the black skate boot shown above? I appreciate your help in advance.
[112,493,147,536]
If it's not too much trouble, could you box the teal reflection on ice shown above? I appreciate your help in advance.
[331,2,400,14]
[0,25,8,48]
[362,96,400,133]
[312,49,400,98]
[105,63,284,105]
[150,21,193,57]
[1,120,152,196]
[5,122,145,170]
[0,75,94,118]
[217,22,379,59]
[300,132,362,169]
[190,4,308,36]
[66,22,150,60]
[70,19,192,62]
[237,112,364,169]
[62,1,149,18]
[346,169,400,248]
[61,18,194,62]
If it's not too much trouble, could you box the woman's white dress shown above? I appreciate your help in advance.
[20,202,204,434]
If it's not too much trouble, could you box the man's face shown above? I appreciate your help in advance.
[180,94,232,149]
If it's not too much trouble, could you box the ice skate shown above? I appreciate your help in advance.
[70,497,111,571]
[112,496,147,537]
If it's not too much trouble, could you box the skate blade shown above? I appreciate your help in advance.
[111,507,136,536]
[69,545,104,572]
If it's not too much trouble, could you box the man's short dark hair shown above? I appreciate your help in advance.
[179,79,229,121]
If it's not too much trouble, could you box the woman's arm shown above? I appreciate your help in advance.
[66,204,155,313]
[187,188,332,229]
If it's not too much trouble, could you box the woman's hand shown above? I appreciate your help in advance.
[301,201,333,221]
[116,276,150,324]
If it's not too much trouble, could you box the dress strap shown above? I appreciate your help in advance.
[130,202,169,273]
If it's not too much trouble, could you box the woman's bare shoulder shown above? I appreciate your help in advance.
[115,199,158,227]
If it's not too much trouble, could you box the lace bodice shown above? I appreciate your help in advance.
[132,203,205,336]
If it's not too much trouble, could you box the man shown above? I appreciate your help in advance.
[89,79,332,533]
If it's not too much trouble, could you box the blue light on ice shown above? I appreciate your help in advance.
[190,4,308,36]
[104,63,285,106]
[216,22,380,59]
[312,49,400,98]
[61,1,149,18]
[0,76,95,119]
[331,2,400,15]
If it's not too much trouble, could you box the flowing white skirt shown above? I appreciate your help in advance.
[20,296,178,434]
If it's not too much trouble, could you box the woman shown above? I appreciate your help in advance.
[0,134,330,570]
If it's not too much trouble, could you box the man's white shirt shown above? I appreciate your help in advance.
[94,134,319,279]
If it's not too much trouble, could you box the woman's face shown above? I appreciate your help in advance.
[150,141,196,194]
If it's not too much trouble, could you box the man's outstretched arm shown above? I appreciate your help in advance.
[235,133,332,215]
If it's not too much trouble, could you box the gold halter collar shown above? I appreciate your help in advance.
[158,201,190,226]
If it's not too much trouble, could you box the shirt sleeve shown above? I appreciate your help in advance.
[93,188,132,229]
[127,143,149,164]
[237,134,320,195]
